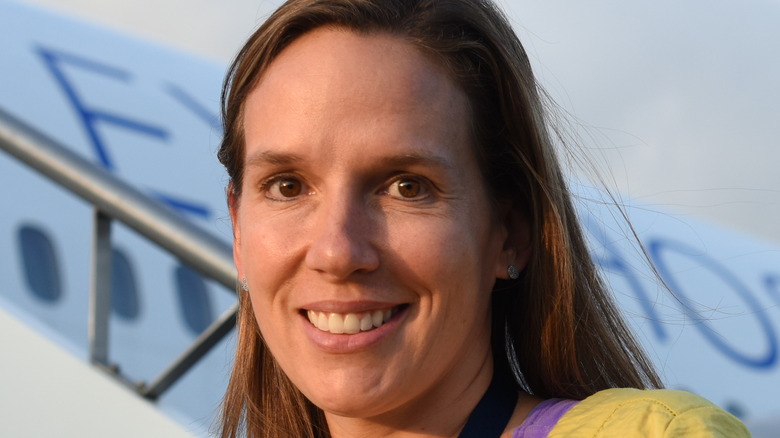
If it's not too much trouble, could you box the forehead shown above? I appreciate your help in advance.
[245,28,470,134]
[259,27,458,97]
[239,27,482,183]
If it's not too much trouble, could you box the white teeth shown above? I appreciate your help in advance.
[343,314,360,334]
[328,313,345,334]
[360,314,373,331]
[317,312,329,331]
[372,310,383,327]
[307,308,396,334]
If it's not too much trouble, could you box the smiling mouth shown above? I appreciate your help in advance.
[305,305,405,334]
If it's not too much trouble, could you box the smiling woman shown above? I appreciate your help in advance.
[234,27,510,427]
[216,1,749,437]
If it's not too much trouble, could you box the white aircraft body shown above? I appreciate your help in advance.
[1,1,777,436]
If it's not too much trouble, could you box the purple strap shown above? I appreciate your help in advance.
[512,398,579,438]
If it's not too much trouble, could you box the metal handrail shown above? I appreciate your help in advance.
[0,106,237,400]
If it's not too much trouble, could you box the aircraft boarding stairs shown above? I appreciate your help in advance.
[0,106,236,436]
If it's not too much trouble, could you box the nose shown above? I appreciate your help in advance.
[304,195,380,280]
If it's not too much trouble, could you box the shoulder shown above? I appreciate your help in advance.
[548,388,750,437]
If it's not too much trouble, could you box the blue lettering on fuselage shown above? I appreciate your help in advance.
[36,46,169,171]
[36,46,216,220]
[585,218,779,370]
[649,238,777,369]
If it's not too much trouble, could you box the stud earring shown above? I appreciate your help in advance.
[507,265,520,280]
[240,277,249,291]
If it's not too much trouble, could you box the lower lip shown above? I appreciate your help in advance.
[301,306,407,353]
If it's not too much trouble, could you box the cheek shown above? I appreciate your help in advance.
[237,220,300,309]
[386,210,498,294]
[239,211,299,266]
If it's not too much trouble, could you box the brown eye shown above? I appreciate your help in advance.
[397,180,419,197]
[278,179,302,197]
[388,178,426,199]
[265,176,306,200]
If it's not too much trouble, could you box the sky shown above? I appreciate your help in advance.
[18,0,780,244]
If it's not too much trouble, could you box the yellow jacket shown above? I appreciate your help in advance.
[548,388,751,437]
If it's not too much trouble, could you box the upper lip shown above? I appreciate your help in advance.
[299,300,406,314]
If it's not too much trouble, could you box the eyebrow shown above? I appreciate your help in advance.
[245,150,303,167]
[245,149,455,171]
[379,152,455,171]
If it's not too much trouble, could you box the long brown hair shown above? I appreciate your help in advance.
[217,0,662,436]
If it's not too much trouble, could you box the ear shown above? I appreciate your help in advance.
[228,183,244,278]
[494,205,532,280]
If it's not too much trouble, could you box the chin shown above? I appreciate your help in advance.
[297,369,401,419]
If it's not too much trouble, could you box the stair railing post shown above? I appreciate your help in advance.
[89,208,112,366]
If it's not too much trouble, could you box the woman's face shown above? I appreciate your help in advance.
[232,28,518,424]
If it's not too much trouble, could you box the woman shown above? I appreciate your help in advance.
[217,0,749,436]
